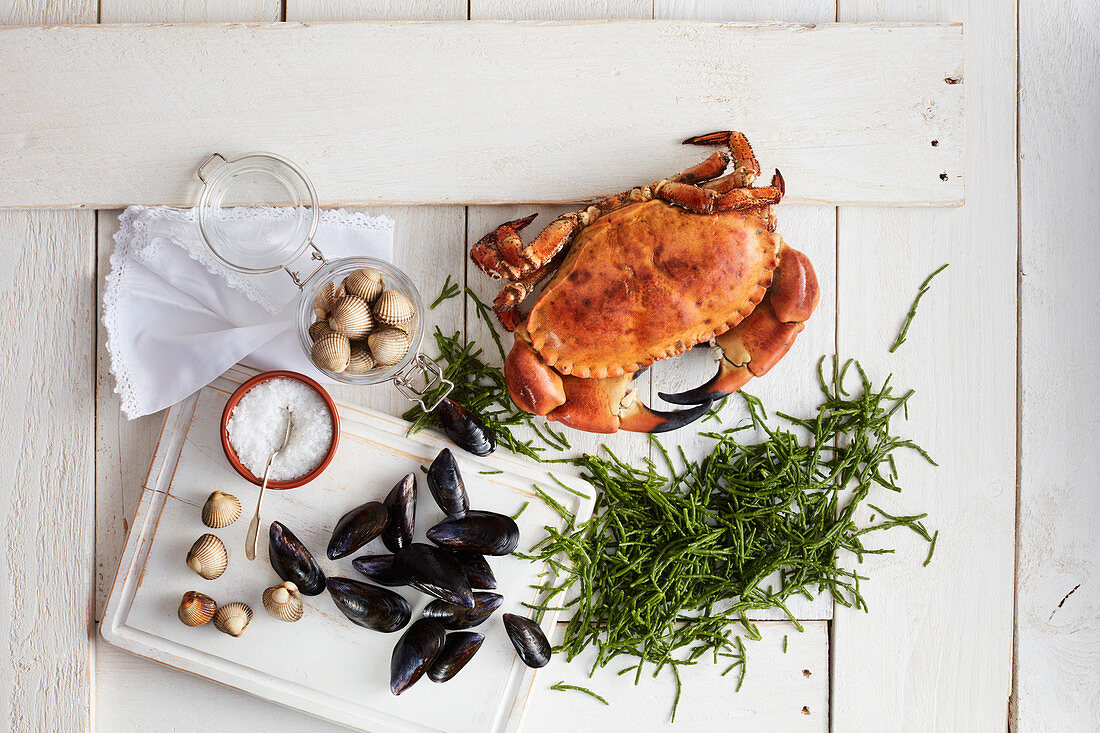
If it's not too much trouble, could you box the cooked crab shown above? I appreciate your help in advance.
[470,131,820,434]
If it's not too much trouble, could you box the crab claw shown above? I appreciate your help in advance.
[547,374,710,434]
[618,392,713,433]
[470,214,539,279]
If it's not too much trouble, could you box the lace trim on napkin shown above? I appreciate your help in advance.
[103,205,395,418]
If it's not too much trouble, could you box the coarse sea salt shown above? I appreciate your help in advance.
[226,378,334,481]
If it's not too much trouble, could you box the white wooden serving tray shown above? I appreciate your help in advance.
[102,366,595,733]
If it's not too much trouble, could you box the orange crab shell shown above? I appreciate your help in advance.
[524,199,782,380]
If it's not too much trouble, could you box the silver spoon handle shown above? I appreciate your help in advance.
[245,461,273,561]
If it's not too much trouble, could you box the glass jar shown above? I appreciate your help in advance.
[194,152,451,408]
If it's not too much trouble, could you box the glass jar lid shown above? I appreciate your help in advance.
[196,152,320,274]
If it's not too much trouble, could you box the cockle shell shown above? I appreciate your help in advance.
[212,602,253,637]
[186,533,228,580]
[262,582,304,623]
[308,320,333,342]
[328,296,374,339]
[314,281,336,320]
[373,290,416,327]
[368,327,411,367]
[346,342,375,374]
[311,332,351,373]
[344,268,384,303]
[335,282,347,300]
[178,591,217,627]
[201,491,241,529]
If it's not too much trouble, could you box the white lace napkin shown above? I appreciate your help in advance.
[104,206,395,419]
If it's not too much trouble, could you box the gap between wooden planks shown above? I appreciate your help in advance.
[0,20,963,209]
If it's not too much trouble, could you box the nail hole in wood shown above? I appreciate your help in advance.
[944,76,961,84]
[939,172,949,181]
[801,706,811,715]
[802,669,812,677]
[931,139,939,147]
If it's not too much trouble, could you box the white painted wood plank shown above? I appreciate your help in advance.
[288,0,467,21]
[526,621,828,732]
[1016,0,1100,728]
[0,210,96,731]
[831,1,1016,731]
[100,0,277,23]
[469,0,649,20]
[0,20,963,208]
[0,5,96,733]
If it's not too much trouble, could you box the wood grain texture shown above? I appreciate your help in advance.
[100,0,278,22]
[525,621,828,732]
[289,0,466,21]
[0,20,963,209]
[469,0,649,19]
[831,1,1016,731]
[1016,0,1100,728]
[0,210,95,732]
[0,4,96,733]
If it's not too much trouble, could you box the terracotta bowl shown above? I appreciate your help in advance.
[220,370,340,490]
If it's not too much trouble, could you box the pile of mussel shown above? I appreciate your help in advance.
[266,447,551,695]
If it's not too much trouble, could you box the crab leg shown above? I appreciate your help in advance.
[659,243,820,405]
[492,259,558,332]
[654,170,784,215]
[683,130,761,188]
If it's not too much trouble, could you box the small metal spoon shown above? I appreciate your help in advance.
[245,407,293,561]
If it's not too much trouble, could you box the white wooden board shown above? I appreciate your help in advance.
[1016,0,1100,727]
[101,366,596,733]
[0,20,963,209]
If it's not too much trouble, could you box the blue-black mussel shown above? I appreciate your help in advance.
[394,542,474,608]
[421,591,503,630]
[434,398,496,456]
[426,510,520,556]
[381,473,417,553]
[326,576,411,633]
[426,448,468,519]
[327,500,388,560]
[427,632,485,683]
[502,613,551,668]
[453,551,497,590]
[268,521,326,596]
[351,554,410,587]
[390,618,446,695]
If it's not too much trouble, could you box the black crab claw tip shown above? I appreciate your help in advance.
[657,365,727,406]
[773,169,785,195]
[647,400,713,433]
[681,131,732,146]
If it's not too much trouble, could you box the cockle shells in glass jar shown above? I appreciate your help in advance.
[186,533,228,580]
[312,332,351,373]
[263,581,304,622]
[213,602,253,637]
[307,267,418,375]
[345,268,384,303]
[346,342,375,374]
[178,591,217,627]
[329,296,374,339]
[201,490,241,529]
[314,281,336,320]
[368,327,411,366]
[373,290,415,328]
